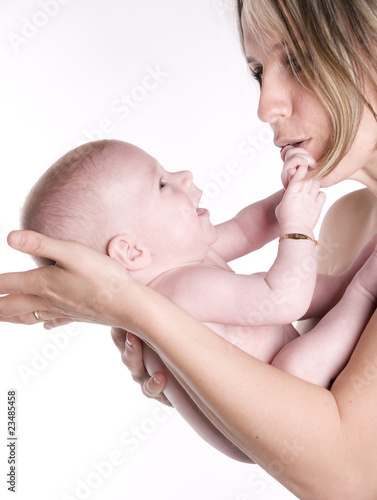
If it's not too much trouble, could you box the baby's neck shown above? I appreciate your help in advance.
[134,248,232,287]
[204,247,233,271]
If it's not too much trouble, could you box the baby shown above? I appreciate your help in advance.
[22,139,377,459]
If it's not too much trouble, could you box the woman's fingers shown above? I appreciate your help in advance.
[111,327,128,354]
[0,311,71,326]
[0,293,53,317]
[0,277,73,320]
[122,332,149,382]
[7,230,86,268]
[44,318,76,330]
[142,373,171,405]
[0,267,48,295]
[7,230,66,266]
[111,329,170,404]
[125,334,170,404]
[1,230,134,328]
[0,312,42,326]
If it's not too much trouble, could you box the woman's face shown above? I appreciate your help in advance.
[241,11,377,188]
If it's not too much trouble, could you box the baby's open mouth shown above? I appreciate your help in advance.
[196,207,209,217]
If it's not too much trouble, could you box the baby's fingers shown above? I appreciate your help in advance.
[281,147,317,189]
[316,190,326,210]
[286,164,309,192]
[282,147,317,169]
[281,166,297,190]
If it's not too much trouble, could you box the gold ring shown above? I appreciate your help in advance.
[33,311,47,322]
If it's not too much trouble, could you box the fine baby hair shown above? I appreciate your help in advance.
[22,140,139,266]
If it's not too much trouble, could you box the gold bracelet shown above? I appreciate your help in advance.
[279,233,319,246]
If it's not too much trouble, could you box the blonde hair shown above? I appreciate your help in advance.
[237,0,377,177]
[21,140,116,266]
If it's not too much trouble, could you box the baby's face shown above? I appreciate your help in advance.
[110,143,218,267]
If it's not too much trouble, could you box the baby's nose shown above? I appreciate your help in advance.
[176,170,194,188]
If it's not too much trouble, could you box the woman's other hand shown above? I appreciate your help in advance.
[111,328,171,406]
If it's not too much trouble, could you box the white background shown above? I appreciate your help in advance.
[0,1,360,499]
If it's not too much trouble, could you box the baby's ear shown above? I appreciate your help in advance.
[107,233,152,270]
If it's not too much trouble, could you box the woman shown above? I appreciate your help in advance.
[2,1,377,498]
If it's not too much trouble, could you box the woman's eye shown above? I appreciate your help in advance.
[286,53,302,73]
[249,66,263,85]
[159,180,166,189]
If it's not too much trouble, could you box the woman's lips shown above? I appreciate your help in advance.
[280,139,310,152]
[279,140,311,162]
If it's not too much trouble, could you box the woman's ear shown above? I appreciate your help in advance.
[107,233,152,270]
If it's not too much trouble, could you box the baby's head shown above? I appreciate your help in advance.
[22,140,217,282]
[22,140,130,266]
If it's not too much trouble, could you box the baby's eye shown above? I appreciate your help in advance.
[159,179,166,189]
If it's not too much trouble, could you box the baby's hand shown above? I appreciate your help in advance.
[276,162,326,235]
[281,146,317,189]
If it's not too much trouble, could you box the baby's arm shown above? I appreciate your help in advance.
[211,147,316,263]
[211,189,284,262]
[272,245,377,387]
[263,159,325,319]
[158,155,325,326]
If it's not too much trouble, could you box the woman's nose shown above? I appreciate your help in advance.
[257,74,292,124]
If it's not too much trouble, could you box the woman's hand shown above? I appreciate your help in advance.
[0,230,138,328]
[111,328,171,405]
[0,229,171,405]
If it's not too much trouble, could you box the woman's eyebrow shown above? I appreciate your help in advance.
[245,42,286,64]
[246,56,257,64]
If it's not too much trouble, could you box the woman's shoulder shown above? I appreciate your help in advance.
[319,188,377,274]
[323,187,376,221]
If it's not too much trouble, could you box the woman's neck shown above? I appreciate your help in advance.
[352,166,377,197]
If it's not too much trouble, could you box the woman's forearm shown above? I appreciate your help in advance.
[126,281,376,499]
[143,343,253,463]
[3,232,376,499]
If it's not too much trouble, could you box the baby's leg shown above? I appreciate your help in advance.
[143,344,252,462]
[272,247,377,387]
